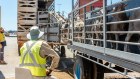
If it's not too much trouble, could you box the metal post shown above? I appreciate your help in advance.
[36,0,38,25]
[0,6,1,27]
[90,4,93,11]
[72,0,74,42]
[58,23,61,43]
[103,0,107,49]
[83,7,86,44]
[72,0,74,12]
[54,0,55,11]
[37,11,39,26]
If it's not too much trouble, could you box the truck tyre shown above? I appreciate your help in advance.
[60,46,66,57]
[74,55,104,79]
[73,56,84,79]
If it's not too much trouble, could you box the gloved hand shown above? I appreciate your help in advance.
[46,69,53,76]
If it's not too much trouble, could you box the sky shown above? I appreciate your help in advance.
[0,0,121,31]
[55,0,76,17]
[0,0,17,31]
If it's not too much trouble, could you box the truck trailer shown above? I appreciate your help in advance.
[68,0,140,79]
[17,0,68,56]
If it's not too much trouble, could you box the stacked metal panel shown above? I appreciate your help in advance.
[37,0,56,42]
[18,0,38,32]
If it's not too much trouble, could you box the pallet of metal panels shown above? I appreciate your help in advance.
[18,12,37,24]
[38,11,50,24]
[18,0,38,30]
[18,24,35,31]
[38,23,60,43]
[18,0,37,12]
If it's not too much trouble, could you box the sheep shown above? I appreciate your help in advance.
[124,9,140,52]
[108,3,128,49]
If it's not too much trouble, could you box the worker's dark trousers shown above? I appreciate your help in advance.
[0,46,4,61]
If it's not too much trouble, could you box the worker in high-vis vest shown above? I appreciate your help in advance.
[0,27,7,64]
[20,26,60,79]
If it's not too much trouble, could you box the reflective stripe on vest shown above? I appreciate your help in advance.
[20,41,46,76]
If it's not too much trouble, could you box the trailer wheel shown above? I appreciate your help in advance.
[74,55,104,79]
[60,46,66,57]
[73,56,84,79]
[74,56,98,79]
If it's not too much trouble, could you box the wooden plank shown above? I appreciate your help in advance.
[18,12,36,18]
[105,72,140,79]
[18,7,36,12]
[18,20,36,25]
[18,0,37,24]
[18,0,37,6]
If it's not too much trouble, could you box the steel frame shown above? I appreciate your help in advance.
[69,0,140,78]
[68,44,138,79]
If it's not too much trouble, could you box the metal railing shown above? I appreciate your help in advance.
[38,10,69,44]
[69,0,140,51]
[68,0,140,75]
[48,1,55,12]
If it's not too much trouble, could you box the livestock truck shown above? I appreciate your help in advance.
[67,0,140,79]
[17,0,68,56]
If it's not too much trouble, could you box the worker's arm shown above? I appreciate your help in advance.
[40,41,60,70]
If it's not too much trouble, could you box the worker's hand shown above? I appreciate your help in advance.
[46,69,53,76]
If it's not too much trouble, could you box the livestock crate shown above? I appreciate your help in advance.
[18,0,37,26]
[38,11,67,57]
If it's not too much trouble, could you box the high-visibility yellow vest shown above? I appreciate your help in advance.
[20,40,46,76]
[0,33,5,42]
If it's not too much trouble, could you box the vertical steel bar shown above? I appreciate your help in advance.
[42,26,46,40]
[36,0,38,25]
[67,21,69,39]
[58,23,60,43]
[46,24,48,42]
[90,4,93,11]
[68,21,70,40]
[124,68,128,75]
[83,7,86,44]
[54,0,55,11]
[37,11,39,26]
[103,0,107,50]
[109,63,111,68]
[97,58,99,63]
[72,0,74,42]
[90,5,94,45]
[0,6,1,27]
